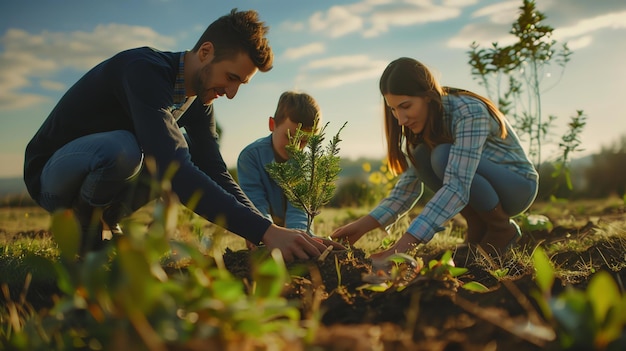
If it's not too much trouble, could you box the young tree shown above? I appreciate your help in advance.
[265,121,347,234]
[467,0,575,168]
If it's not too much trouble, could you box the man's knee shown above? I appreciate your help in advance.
[102,131,143,179]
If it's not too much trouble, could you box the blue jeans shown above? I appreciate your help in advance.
[413,143,537,215]
[38,130,145,214]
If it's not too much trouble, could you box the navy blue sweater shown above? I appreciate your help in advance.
[24,47,271,244]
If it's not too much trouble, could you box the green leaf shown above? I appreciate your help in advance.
[462,281,490,292]
[80,248,112,295]
[50,209,81,262]
[533,247,554,294]
[587,271,620,325]
[521,214,553,232]
[52,260,75,295]
[117,240,161,312]
[388,252,418,264]
[356,283,390,292]
[491,268,509,279]
[253,249,288,298]
[212,279,245,303]
[440,250,453,265]
[550,288,595,345]
[448,267,468,277]
[530,289,552,319]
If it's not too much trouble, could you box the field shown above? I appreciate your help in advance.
[1,197,626,350]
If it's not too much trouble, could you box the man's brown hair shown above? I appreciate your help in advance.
[192,8,273,72]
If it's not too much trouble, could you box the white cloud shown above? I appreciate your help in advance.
[280,20,305,32]
[39,80,66,92]
[447,22,516,49]
[308,0,469,39]
[443,0,477,6]
[0,50,54,92]
[471,0,519,24]
[296,55,388,88]
[553,10,626,41]
[565,35,593,50]
[0,24,175,111]
[310,5,364,38]
[283,42,326,60]
[0,92,50,111]
[451,8,626,51]
[365,5,460,37]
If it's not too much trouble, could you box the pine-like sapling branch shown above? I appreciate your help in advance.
[265,121,347,235]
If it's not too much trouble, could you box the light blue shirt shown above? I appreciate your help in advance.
[370,94,538,242]
[237,134,311,232]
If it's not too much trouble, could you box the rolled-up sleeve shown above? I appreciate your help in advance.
[369,167,423,229]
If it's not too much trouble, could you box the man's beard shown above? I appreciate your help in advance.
[193,63,213,105]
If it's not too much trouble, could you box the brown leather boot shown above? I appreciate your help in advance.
[477,203,521,255]
[460,206,487,244]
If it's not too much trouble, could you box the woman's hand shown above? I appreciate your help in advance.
[370,232,422,263]
[331,215,380,245]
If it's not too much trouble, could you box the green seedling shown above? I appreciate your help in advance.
[359,251,488,293]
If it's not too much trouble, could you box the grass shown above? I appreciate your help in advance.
[2,196,625,290]
[0,206,50,233]
[2,195,625,256]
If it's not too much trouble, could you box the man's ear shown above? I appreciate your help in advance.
[268,116,275,132]
[198,41,215,63]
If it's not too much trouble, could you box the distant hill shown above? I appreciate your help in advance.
[0,177,27,197]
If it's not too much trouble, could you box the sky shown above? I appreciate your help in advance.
[1,0,625,178]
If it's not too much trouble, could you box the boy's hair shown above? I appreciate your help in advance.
[192,8,273,72]
[273,91,321,130]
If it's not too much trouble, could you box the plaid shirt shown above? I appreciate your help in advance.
[172,51,186,105]
[369,94,538,242]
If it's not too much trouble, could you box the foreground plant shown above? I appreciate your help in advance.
[0,186,315,351]
[266,121,347,234]
[532,247,626,350]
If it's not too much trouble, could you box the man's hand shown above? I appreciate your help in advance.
[245,239,257,251]
[262,224,330,262]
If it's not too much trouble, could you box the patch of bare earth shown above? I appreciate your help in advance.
[223,219,625,351]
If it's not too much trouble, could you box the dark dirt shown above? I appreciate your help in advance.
[221,220,626,351]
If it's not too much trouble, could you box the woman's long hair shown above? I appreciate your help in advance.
[379,57,507,175]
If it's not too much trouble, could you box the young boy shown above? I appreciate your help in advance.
[237,91,320,233]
